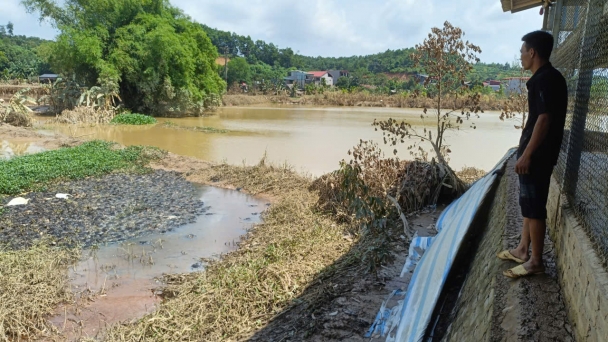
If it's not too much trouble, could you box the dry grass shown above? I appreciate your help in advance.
[102,162,353,341]
[222,95,271,107]
[1,110,33,127]
[313,160,465,224]
[52,107,116,125]
[0,85,46,101]
[0,242,79,341]
[456,166,487,185]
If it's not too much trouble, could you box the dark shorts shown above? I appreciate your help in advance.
[519,166,553,220]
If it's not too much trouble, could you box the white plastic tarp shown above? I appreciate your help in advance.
[387,148,515,342]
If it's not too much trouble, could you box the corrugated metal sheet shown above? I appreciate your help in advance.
[501,0,544,13]
[382,148,515,342]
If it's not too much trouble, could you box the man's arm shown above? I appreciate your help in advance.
[516,113,551,174]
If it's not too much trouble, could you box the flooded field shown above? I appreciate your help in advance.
[40,106,522,175]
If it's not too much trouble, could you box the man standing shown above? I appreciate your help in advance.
[497,31,568,278]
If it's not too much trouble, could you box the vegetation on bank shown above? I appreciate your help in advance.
[111,113,157,125]
[0,140,164,195]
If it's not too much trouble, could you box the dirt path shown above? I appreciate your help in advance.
[494,157,573,341]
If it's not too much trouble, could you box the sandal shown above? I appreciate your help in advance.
[496,250,525,264]
[503,264,544,279]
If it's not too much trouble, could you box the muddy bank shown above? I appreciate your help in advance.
[223,93,508,111]
[0,170,205,249]
[0,123,83,153]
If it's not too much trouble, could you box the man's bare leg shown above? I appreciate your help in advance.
[523,218,546,272]
[510,218,531,262]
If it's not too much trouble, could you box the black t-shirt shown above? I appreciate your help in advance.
[518,63,568,169]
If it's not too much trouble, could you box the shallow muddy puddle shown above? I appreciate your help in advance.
[49,185,267,340]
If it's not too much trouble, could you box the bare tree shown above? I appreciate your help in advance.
[373,21,482,169]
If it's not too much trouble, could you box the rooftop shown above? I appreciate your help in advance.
[308,71,329,78]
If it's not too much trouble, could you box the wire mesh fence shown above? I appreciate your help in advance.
[550,0,608,264]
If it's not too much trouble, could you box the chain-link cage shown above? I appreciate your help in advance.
[549,0,608,264]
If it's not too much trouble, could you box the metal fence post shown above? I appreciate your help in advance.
[552,0,564,48]
[562,0,602,196]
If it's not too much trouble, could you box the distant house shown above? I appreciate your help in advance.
[307,71,333,86]
[482,80,502,92]
[414,73,429,85]
[284,70,309,88]
[503,77,530,95]
[38,74,59,83]
[328,70,349,85]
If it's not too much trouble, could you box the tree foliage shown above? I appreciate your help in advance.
[21,0,225,115]
[226,57,251,86]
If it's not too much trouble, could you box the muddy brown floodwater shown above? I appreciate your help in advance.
[49,186,267,341]
[39,106,521,176]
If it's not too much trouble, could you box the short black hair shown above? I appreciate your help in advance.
[522,31,554,61]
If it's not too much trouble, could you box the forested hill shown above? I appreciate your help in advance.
[0,23,51,80]
[199,24,522,83]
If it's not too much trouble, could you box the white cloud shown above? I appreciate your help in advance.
[0,0,57,39]
[1,0,544,63]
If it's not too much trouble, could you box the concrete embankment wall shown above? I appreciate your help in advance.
[439,158,573,341]
[546,177,608,341]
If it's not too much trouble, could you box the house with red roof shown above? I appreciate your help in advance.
[307,71,334,86]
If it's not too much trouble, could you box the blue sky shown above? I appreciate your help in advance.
[1,0,543,64]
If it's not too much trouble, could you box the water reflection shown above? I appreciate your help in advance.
[0,140,46,159]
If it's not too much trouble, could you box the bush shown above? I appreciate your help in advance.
[111,113,157,125]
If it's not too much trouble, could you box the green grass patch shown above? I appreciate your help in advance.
[163,121,229,133]
[111,113,157,125]
[0,140,165,195]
